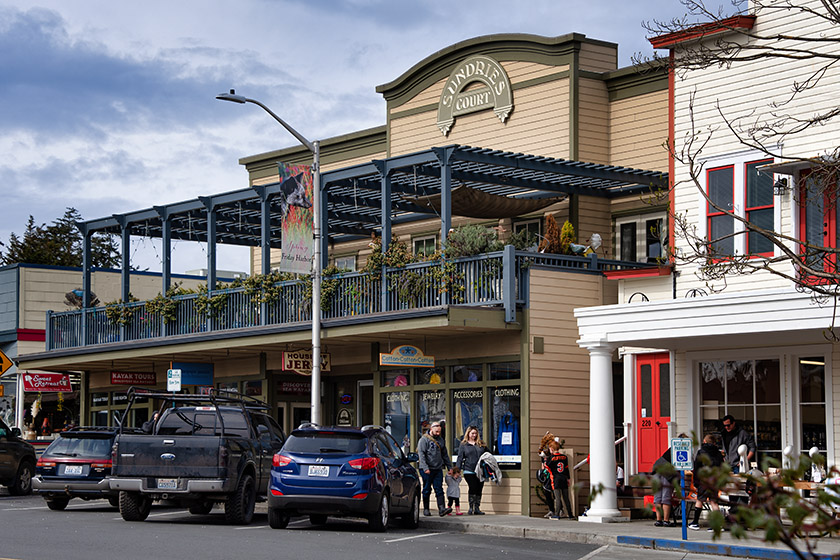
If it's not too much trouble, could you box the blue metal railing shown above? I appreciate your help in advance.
[46,248,653,351]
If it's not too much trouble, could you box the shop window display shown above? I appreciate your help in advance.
[490,386,521,463]
[382,369,410,388]
[417,389,446,439]
[452,388,483,456]
[489,361,520,380]
[452,364,482,383]
[416,367,444,385]
[383,391,410,454]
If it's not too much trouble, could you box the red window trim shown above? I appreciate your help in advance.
[744,158,775,257]
[798,169,838,284]
[707,165,734,258]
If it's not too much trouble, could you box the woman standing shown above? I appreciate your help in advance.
[456,426,489,515]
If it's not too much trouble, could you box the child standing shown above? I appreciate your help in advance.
[446,467,463,515]
[545,440,574,520]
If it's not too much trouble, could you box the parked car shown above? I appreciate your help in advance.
[0,417,36,496]
[267,424,420,532]
[33,427,122,510]
[110,388,285,524]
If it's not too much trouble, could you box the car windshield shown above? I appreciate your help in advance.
[283,432,367,454]
[46,435,112,458]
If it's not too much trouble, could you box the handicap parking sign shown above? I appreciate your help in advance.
[671,438,693,470]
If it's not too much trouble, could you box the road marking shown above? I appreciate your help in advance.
[234,525,268,530]
[4,501,111,512]
[111,510,186,520]
[383,532,440,543]
[577,544,609,560]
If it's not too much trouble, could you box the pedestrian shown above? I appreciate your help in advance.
[545,439,574,520]
[688,434,725,531]
[616,463,626,496]
[652,448,676,527]
[417,420,453,517]
[142,411,159,434]
[456,425,489,515]
[720,414,756,473]
[446,467,463,515]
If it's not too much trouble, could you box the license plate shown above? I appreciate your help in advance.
[64,465,83,475]
[308,465,329,477]
[157,478,178,490]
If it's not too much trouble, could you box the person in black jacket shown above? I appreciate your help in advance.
[545,439,574,520]
[417,421,453,517]
[688,434,724,530]
[456,426,489,515]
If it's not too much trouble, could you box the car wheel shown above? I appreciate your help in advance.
[368,492,389,532]
[107,496,120,509]
[9,461,34,496]
[46,497,70,511]
[268,507,290,529]
[400,491,420,529]
[309,514,328,526]
[189,501,214,515]
[119,491,151,522]
[224,473,256,525]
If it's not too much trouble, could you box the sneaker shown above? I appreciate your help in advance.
[663,521,674,527]
[544,511,554,519]
[550,515,561,520]
[688,523,700,531]
[654,520,664,527]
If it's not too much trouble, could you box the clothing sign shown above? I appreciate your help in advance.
[671,438,693,470]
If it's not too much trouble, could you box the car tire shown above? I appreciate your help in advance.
[268,507,290,529]
[108,496,120,509]
[309,514,328,526]
[224,473,256,525]
[400,491,420,529]
[189,501,214,515]
[46,497,70,511]
[368,492,389,532]
[9,460,34,496]
[119,491,151,522]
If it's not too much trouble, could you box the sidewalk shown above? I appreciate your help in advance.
[418,514,840,560]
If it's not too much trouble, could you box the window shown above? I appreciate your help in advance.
[334,255,356,271]
[799,171,840,276]
[615,213,667,263]
[745,159,774,255]
[413,235,437,257]
[452,388,483,456]
[490,386,520,457]
[383,391,410,452]
[799,357,827,454]
[707,166,735,256]
[514,219,541,238]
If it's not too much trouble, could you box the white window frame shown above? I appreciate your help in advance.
[513,219,541,236]
[412,235,437,257]
[614,212,667,262]
[334,255,356,271]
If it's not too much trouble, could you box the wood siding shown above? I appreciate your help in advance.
[578,78,610,165]
[609,89,669,171]
[616,276,673,304]
[577,195,613,257]
[579,42,618,73]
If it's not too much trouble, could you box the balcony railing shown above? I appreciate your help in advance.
[46,247,651,351]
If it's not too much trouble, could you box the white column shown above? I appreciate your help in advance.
[578,337,625,522]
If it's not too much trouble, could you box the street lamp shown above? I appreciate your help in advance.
[216,89,322,426]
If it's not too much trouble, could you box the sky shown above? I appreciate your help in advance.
[0,0,726,275]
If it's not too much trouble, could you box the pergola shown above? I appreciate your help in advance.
[76,144,668,306]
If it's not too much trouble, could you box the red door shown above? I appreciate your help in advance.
[636,353,671,473]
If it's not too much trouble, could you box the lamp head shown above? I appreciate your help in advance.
[216,89,247,104]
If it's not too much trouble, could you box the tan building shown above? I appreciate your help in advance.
[18,33,669,517]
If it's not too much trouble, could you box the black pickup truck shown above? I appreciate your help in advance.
[110,388,285,524]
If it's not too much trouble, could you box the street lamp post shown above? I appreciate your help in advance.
[216,89,322,426]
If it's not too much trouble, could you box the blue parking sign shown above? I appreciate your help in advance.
[671,438,693,470]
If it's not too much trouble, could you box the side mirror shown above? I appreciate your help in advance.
[10,427,22,438]
[405,452,419,463]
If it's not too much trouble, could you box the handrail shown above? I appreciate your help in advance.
[573,435,627,471]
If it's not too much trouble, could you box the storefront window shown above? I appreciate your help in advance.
[92,410,108,427]
[800,357,827,453]
[416,389,446,440]
[382,369,410,388]
[489,361,520,380]
[490,386,521,463]
[452,388,483,456]
[452,364,482,383]
[383,391,410,454]
[416,367,444,385]
[218,381,239,393]
[244,380,263,397]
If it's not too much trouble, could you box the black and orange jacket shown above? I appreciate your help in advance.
[544,451,570,490]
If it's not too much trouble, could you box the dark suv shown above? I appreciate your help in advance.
[0,417,36,495]
[33,427,120,510]
[267,425,420,532]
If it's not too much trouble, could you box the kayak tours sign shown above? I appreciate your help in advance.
[282,350,331,376]
[379,345,435,367]
[22,372,72,392]
[277,162,314,274]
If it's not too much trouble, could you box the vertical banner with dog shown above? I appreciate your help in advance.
[277,162,314,274]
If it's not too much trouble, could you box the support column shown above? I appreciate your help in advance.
[578,337,624,523]
[200,197,217,290]
[374,161,391,314]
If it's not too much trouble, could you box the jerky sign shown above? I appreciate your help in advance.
[282,350,331,376]
[22,372,71,392]
[437,55,513,136]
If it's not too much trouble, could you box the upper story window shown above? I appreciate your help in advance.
[413,235,437,257]
[798,170,840,275]
[513,219,541,238]
[615,213,667,263]
[334,255,356,271]
[702,155,775,258]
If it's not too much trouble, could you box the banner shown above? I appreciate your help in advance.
[22,372,72,392]
[278,163,314,274]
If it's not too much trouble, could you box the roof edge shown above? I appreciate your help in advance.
[649,15,757,49]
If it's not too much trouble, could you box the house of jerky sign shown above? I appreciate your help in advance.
[437,55,513,136]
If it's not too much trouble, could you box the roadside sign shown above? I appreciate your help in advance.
[0,348,13,375]
[672,437,693,471]
[167,368,182,392]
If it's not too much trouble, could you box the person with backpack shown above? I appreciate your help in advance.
[545,439,574,520]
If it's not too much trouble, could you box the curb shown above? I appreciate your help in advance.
[617,536,833,560]
[420,519,616,546]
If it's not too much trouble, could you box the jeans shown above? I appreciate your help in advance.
[421,469,445,505]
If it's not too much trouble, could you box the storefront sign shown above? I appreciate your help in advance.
[337,408,352,426]
[437,55,513,137]
[282,351,331,376]
[379,345,435,367]
[111,371,157,386]
[340,394,353,405]
[22,372,71,392]
[170,362,213,385]
[112,393,129,406]
[279,381,310,395]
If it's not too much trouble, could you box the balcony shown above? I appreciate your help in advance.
[46,248,650,351]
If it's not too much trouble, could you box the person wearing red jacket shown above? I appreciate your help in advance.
[545,440,574,520]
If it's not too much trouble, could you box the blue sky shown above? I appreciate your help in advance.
[0,0,725,274]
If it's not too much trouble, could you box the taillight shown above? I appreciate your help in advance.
[37,459,56,467]
[270,488,284,496]
[352,493,369,500]
[348,457,380,470]
[91,460,112,469]
[273,454,292,467]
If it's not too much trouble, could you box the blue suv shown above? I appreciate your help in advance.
[267,425,420,532]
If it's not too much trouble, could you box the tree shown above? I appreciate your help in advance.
[637,1,840,306]
[0,207,120,268]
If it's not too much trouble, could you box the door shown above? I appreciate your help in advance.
[636,353,671,472]
[358,380,373,426]
[276,403,287,434]
[292,403,310,430]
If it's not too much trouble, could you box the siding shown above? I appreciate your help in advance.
[577,195,612,257]
[579,42,618,73]
[609,89,669,171]
[0,268,17,332]
[578,78,610,164]
[616,275,673,304]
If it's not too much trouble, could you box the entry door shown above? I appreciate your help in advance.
[276,403,287,434]
[637,353,671,472]
[292,403,310,430]
[358,380,373,426]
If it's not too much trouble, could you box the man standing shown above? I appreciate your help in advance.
[721,414,756,473]
[418,421,453,517]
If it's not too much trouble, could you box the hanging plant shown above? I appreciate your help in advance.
[104,294,138,326]
[193,284,230,319]
[145,282,195,323]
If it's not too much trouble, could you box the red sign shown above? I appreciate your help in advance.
[111,371,157,386]
[22,373,72,392]
[278,381,310,395]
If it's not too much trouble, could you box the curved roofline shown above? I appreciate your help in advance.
[375,33,616,103]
